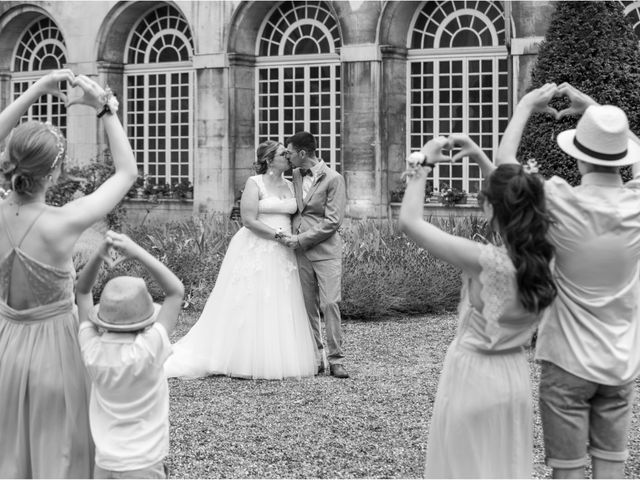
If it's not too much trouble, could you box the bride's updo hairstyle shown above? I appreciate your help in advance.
[1,121,65,196]
[253,140,280,174]
[479,163,556,313]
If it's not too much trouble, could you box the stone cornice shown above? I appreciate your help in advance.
[380,45,408,61]
[228,53,256,67]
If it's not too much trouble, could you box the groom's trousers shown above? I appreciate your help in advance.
[296,253,344,366]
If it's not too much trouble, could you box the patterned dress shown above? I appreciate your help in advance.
[425,243,540,479]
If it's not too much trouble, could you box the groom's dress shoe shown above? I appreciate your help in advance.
[316,364,325,376]
[329,364,349,378]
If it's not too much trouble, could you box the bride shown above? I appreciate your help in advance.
[164,140,317,380]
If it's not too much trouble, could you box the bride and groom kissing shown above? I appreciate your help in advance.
[164,131,349,380]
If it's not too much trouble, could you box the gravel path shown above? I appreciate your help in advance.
[166,313,640,478]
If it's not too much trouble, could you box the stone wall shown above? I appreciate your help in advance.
[0,0,555,222]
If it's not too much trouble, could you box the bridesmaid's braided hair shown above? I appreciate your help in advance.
[254,140,280,174]
[480,163,556,313]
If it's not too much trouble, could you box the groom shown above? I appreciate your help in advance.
[496,83,640,479]
[281,131,348,379]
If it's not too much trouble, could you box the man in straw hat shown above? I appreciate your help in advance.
[496,82,640,479]
[76,231,184,479]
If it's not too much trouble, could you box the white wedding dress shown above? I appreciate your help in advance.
[164,175,317,380]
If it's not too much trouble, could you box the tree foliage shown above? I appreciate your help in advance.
[519,1,640,185]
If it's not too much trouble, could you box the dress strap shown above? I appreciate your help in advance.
[15,206,46,249]
[252,175,267,199]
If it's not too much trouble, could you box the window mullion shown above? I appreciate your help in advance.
[433,60,440,189]
[463,58,469,194]
[329,64,336,169]
[304,65,310,133]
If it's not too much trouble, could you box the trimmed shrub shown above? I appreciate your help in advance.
[519,1,640,185]
[75,216,489,320]
[340,217,488,318]
[74,215,241,309]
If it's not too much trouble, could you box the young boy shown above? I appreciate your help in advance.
[76,231,184,479]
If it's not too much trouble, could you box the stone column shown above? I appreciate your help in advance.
[0,71,11,150]
[95,61,125,161]
[63,61,103,167]
[228,53,256,206]
[340,44,384,219]
[380,46,408,215]
[193,53,229,214]
[509,1,555,99]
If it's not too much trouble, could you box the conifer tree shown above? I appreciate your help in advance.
[518,1,640,185]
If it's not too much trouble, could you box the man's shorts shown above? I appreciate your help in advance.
[539,360,635,469]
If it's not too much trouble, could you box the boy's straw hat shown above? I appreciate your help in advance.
[557,105,640,167]
[90,276,160,332]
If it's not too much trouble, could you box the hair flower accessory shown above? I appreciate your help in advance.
[43,121,66,171]
[0,151,16,175]
[523,158,539,174]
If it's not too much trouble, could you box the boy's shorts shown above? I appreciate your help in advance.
[539,360,635,469]
[94,461,168,479]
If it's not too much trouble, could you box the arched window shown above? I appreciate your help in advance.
[256,1,342,171]
[12,18,68,132]
[408,1,509,196]
[125,4,194,187]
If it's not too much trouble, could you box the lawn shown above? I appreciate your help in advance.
[166,313,640,479]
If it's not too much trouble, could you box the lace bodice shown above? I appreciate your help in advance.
[456,243,540,352]
[251,175,296,232]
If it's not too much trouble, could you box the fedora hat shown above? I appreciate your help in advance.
[557,105,640,167]
[90,276,160,332]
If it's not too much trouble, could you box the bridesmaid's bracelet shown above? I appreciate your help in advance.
[97,87,119,118]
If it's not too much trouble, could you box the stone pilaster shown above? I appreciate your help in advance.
[380,46,408,215]
[0,71,10,150]
[340,44,384,219]
[193,52,230,214]
[63,61,102,166]
[228,53,256,203]
[509,1,555,99]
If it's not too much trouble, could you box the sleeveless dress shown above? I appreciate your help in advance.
[0,207,93,478]
[164,175,317,379]
[424,243,540,479]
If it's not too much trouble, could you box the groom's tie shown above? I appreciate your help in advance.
[300,168,313,177]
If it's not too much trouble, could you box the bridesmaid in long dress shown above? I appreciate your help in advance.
[399,135,557,478]
[0,71,138,478]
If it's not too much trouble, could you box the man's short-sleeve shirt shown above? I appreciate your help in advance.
[536,173,640,385]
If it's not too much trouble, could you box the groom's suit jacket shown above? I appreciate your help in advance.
[292,161,346,261]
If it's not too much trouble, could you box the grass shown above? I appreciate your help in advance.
[166,312,638,479]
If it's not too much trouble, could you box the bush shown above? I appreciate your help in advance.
[46,150,128,229]
[519,1,640,185]
[75,215,241,308]
[76,216,489,319]
[341,217,488,318]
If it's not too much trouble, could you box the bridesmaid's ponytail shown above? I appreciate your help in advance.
[481,164,556,313]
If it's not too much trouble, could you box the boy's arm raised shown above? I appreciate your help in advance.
[108,232,184,335]
[76,237,111,325]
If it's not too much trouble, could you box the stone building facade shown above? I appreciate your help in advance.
[0,1,638,221]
